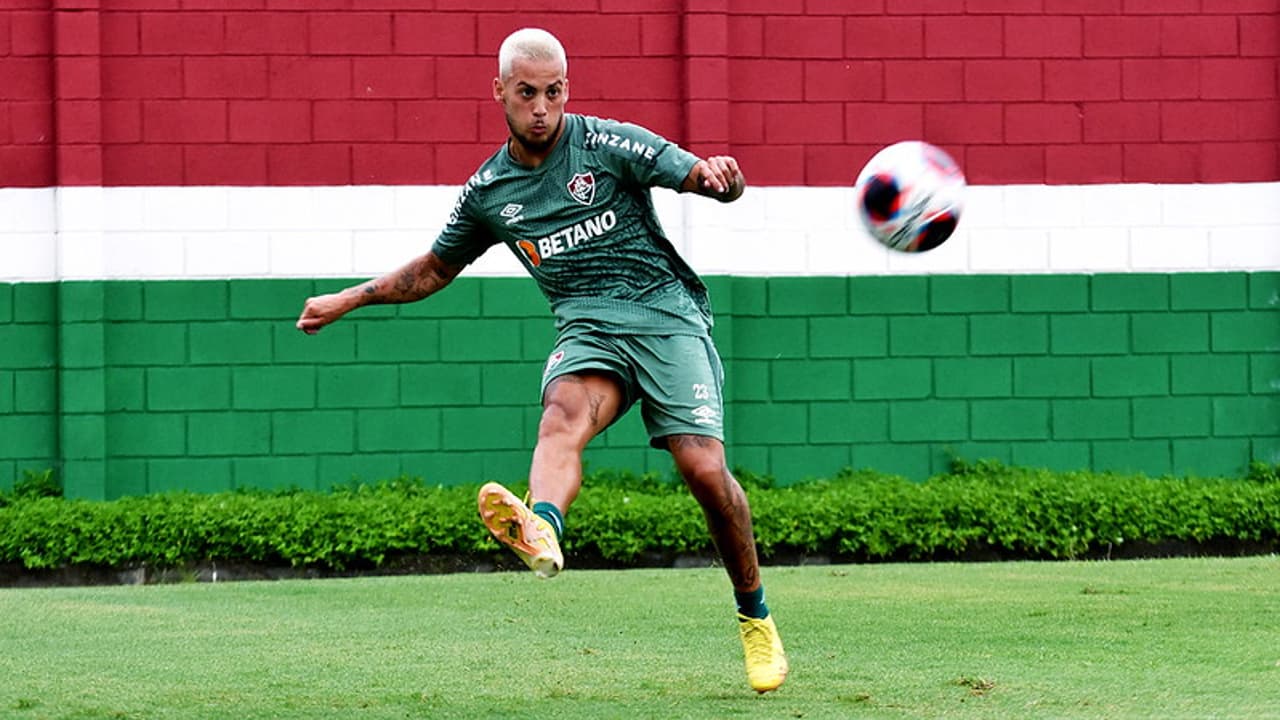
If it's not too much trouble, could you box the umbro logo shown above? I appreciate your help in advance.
[692,405,720,426]
[500,203,524,225]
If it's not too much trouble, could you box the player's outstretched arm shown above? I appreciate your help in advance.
[295,251,463,335]
[682,155,745,203]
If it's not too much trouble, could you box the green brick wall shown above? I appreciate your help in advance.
[0,283,61,495]
[1,272,1277,498]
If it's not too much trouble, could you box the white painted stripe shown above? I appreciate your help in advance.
[1,183,1276,282]
[0,188,58,281]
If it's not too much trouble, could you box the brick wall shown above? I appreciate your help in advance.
[720,272,1279,481]
[1,2,1276,188]
[2,272,1277,498]
[1,3,1278,497]
[0,283,58,493]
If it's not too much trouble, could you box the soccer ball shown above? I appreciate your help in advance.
[854,141,965,253]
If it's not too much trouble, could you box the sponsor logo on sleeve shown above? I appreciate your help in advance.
[584,131,658,161]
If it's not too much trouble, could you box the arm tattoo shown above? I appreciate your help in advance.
[426,262,452,288]
[394,266,419,296]
[342,282,376,298]
[355,254,458,306]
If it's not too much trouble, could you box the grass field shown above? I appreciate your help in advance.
[1,556,1277,719]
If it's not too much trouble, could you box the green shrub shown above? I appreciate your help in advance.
[0,465,1277,573]
[1246,461,1280,484]
[13,469,61,501]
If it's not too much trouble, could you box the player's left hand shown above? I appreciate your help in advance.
[689,156,744,202]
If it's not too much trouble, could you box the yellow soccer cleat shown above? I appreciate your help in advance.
[477,482,563,579]
[738,613,788,693]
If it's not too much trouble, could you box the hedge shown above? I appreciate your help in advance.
[1,462,1278,575]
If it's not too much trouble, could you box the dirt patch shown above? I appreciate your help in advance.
[955,676,996,697]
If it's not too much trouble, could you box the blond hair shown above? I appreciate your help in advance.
[497,28,567,80]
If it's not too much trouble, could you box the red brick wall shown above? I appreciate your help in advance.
[2,0,1277,187]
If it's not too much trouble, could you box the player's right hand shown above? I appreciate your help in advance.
[295,293,349,335]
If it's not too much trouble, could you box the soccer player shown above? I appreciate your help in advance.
[296,27,787,693]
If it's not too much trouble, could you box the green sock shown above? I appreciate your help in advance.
[531,502,564,541]
[735,586,769,620]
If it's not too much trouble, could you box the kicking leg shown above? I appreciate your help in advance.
[478,372,622,578]
[529,373,623,511]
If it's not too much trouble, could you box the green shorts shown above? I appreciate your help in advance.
[539,331,725,448]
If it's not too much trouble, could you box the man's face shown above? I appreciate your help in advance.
[493,56,568,156]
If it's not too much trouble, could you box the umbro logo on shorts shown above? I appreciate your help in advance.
[692,405,720,426]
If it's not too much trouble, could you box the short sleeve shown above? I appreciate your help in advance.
[590,119,699,191]
[430,177,499,267]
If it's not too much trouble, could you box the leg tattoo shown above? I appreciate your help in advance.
[669,435,761,591]
[545,374,611,431]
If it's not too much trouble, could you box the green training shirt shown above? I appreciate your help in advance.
[431,113,710,336]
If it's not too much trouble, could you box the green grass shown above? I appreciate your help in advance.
[2,557,1278,719]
